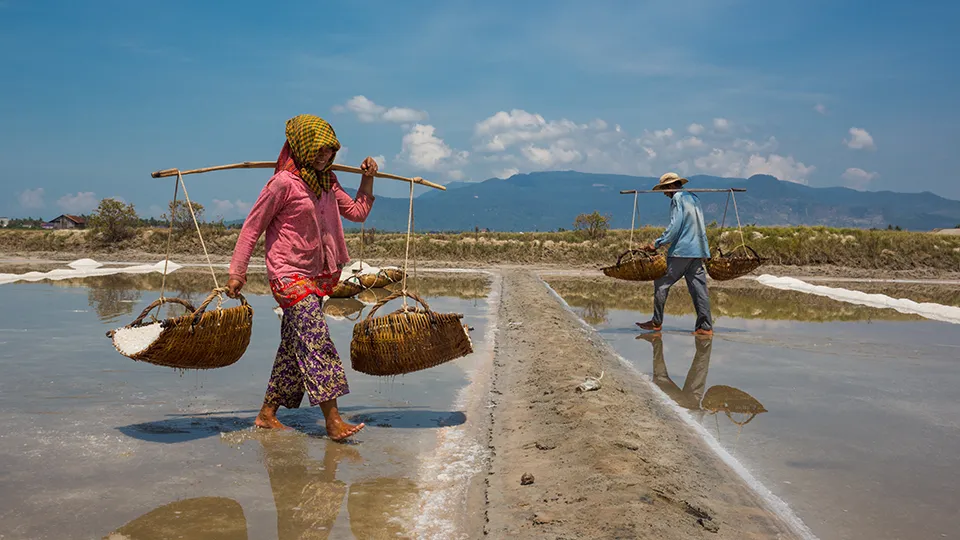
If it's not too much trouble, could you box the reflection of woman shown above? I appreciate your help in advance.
[638,334,712,411]
[259,434,356,540]
[258,433,419,540]
[226,114,378,440]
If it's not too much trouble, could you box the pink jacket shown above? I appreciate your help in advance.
[228,170,374,285]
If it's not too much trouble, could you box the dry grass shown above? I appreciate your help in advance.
[2,225,960,271]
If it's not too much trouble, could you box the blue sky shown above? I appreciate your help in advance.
[1,0,958,220]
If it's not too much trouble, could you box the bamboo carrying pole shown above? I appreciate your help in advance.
[151,161,446,190]
[620,188,747,194]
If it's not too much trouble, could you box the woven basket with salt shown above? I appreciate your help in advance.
[108,289,253,369]
[602,249,668,282]
[329,275,364,298]
[350,291,473,376]
[706,244,765,281]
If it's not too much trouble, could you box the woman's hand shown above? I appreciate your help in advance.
[226,278,244,298]
[360,156,379,178]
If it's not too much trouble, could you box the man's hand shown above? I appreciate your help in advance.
[360,156,379,177]
[643,242,657,252]
[226,278,243,298]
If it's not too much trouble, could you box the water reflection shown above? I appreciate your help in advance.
[103,496,248,539]
[321,298,365,321]
[551,277,922,322]
[106,430,419,539]
[636,335,768,437]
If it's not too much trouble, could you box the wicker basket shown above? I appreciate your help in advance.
[381,267,405,283]
[357,271,393,289]
[107,290,253,370]
[601,249,668,281]
[329,275,364,298]
[706,245,765,281]
[350,291,473,376]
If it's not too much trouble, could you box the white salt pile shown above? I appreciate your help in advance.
[112,323,163,356]
[0,259,182,286]
[344,260,379,276]
[67,258,103,270]
[756,274,960,325]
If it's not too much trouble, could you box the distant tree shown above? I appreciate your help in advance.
[708,220,719,228]
[895,225,902,231]
[163,200,205,233]
[90,198,139,243]
[573,211,611,240]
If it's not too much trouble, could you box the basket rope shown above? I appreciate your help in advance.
[153,170,225,319]
[628,191,639,251]
[718,189,747,253]
[400,180,415,308]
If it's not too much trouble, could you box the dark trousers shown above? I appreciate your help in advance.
[653,257,713,331]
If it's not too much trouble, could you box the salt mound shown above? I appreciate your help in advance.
[345,261,377,275]
[756,274,960,325]
[112,323,163,356]
[68,258,103,269]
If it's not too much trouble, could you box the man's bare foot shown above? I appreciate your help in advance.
[636,320,662,331]
[693,328,714,337]
[254,403,290,430]
[326,418,365,441]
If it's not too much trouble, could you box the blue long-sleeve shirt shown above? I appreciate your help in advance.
[654,191,711,258]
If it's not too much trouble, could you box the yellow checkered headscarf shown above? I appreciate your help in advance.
[282,114,341,194]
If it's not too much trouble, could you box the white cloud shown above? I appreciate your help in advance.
[688,123,705,135]
[211,199,252,218]
[399,124,468,172]
[373,155,386,168]
[675,136,705,150]
[643,147,657,159]
[495,167,519,179]
[744,154,814,183]
[845,127,875,150]
[474,109,595,152]
[57,192,98,214]
[18,188,45,209]
[337,95,428,123]
[734,136,778,153]
[814,103,827,115]
[713,118,731,131]
[690,148,814,184]
[381,107,429,123]
[447,170,465,181]
[521,143,582,168]
[841,167,879,190]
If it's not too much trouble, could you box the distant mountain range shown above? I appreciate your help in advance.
[233,172,960,232]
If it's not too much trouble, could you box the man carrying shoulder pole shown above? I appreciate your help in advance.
[637,173,714,336]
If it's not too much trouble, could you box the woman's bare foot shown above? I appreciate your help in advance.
[326,418,365,441]
[320,398,364,441]
[254,403,290,430]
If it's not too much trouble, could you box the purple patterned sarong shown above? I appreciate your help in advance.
[264,294,349,408]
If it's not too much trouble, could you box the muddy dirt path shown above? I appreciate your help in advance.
[484,269,802,539]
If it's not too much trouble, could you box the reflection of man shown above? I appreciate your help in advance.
[638,334,712,411]
[637,173,713,336]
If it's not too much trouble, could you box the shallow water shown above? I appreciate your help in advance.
[0,273,491,540]
[548,278,960,540]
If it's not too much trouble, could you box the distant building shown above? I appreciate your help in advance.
[0,217,9,228]
[46,214,87,230]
